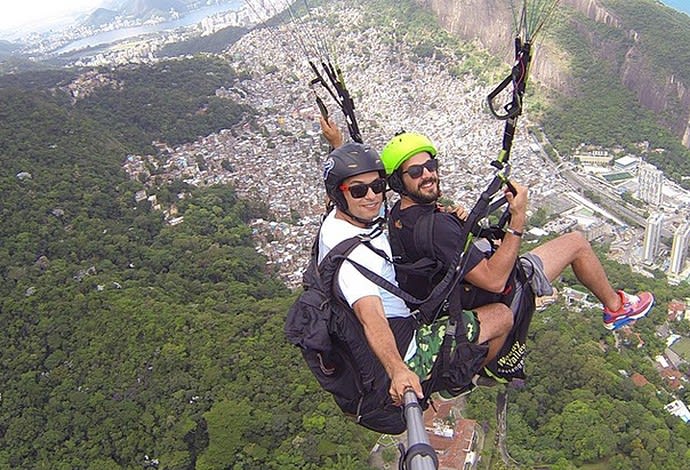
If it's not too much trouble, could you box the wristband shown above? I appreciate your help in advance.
[505,227,523,238]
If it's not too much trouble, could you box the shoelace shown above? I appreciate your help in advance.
[623,294,640,306]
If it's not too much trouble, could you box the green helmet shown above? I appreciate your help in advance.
[380,132,437,175]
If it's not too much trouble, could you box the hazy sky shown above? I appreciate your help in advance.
[0,0,108,37]
[1,0,684,39]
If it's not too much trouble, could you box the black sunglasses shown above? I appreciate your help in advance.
[402,159,439,179]
[340,177,387,198]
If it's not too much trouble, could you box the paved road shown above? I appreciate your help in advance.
[495,388,520,467]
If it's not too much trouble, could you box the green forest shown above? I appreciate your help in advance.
[1,1,690,469]
[0,58,377,469]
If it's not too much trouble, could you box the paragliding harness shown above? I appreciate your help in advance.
[308,57,362,143]
[389,5,560,389]
[393,24,548,389]
[285,225,406,434]
[284,221,489,435]
[388,207,537,385]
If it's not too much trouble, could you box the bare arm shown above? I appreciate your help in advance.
[352,295,423,405]
[464,182,528,292]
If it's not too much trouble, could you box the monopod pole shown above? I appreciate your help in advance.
[402,390,438,470]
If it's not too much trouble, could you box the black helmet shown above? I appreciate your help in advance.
[323,142,385,213]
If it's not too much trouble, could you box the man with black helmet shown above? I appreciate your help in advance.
[319,140,424,405]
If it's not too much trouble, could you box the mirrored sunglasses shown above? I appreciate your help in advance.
[402,159,439,179]
[340,177,387,198]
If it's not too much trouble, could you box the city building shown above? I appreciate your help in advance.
[614,155,639,172]
[574,149,611,166]
[667,300,687,322]
[643,213,664,264]
[422,401,480,469]
[638,162,664,206]
[664,400,690,423]
[669,222,690,274]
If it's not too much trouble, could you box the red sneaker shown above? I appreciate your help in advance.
[603,290,654,330]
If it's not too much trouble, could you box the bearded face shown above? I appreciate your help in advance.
[400,152,441,204]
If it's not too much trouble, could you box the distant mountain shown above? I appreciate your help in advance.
[0,40,19,55]
[83,0,234,26]
[120,0,188,19]
[86,8,120,28]
[0,41,27,73]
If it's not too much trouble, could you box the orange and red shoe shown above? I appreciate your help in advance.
[603,290,654,330]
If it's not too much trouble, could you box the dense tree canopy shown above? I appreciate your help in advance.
[0,58,376,469]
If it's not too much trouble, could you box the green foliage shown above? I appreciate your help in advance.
[197,399,252,469]
[0,57,376,469]
[530,206,550,227]
[75,57,252,154]
[158,26,249,57]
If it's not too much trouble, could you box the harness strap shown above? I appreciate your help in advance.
[339,256,424,307]
[487,38,532,164]
[388,211,443,290]
[309,59,363,143]
[413,211,436,260]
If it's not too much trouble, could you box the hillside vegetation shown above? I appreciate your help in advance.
[0,57,376,469]
[542,0,690,184]
[158,26,249,57]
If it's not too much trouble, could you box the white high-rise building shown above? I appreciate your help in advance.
[643,213,664,264]
[638,162,664,206]
[669,222,690,274]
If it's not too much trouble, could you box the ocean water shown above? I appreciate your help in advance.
[56,0,245,54]
[660,0,690,17]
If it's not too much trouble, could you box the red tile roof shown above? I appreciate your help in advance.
[423,401,478,469]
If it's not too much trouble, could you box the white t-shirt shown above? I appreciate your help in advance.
[318,210,416,360]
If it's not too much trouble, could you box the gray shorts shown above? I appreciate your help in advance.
[519,252,554,297]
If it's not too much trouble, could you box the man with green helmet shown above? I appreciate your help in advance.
[381,132,531,382]
[380,131,654,339]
